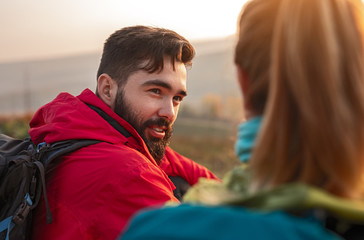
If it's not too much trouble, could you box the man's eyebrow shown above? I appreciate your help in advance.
[142,79,187,96]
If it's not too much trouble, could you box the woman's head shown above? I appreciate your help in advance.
[236,0,364,198]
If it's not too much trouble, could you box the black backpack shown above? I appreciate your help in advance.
[0,134,99,240]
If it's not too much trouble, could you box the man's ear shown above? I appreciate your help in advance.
[97,73,118,110]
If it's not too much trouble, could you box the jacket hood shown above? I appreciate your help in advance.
[29,89,145,149]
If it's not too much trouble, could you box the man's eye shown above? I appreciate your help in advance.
[173,96,183,102]
[149,89,161,94]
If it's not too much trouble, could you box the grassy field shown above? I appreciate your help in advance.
[0,114,240,178]
[171,118,240,178]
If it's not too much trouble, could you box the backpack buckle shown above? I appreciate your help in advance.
[36,142,50,160]
[36,142,49,153]
[12,193,33,225]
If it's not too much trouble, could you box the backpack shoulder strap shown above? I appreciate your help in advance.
[40,139,101,170]
[86,104,131,138]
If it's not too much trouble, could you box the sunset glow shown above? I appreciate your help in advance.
[0,0,245,63]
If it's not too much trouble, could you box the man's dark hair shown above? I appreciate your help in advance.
[97,25,195,89]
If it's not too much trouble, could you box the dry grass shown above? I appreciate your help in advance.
[171,118,241,178]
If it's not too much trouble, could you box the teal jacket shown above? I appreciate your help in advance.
[121,204,341,240]
[121,203,341,240]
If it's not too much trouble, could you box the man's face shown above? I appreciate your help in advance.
[114,58,187,162]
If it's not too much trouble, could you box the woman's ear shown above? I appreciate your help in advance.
[236,65,250,98]
[236,65,254,119]
[97,73,118,110]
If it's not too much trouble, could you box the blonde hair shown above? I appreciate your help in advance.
[235,0,364,198]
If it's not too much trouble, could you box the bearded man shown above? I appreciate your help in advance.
[29,26,218,240]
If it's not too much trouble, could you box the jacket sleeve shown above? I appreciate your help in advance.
[160,146,220,186]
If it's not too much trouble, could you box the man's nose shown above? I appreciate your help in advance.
[158,99,175,121]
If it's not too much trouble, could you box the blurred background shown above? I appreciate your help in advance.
[0,0,246,177]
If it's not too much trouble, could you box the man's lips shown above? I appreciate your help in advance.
[146,125,167,139]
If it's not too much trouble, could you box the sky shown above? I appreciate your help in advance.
[0,0,245,63]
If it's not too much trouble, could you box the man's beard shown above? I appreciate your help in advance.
[114,90,172,163]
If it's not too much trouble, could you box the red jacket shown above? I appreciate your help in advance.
[29,89,218,240]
